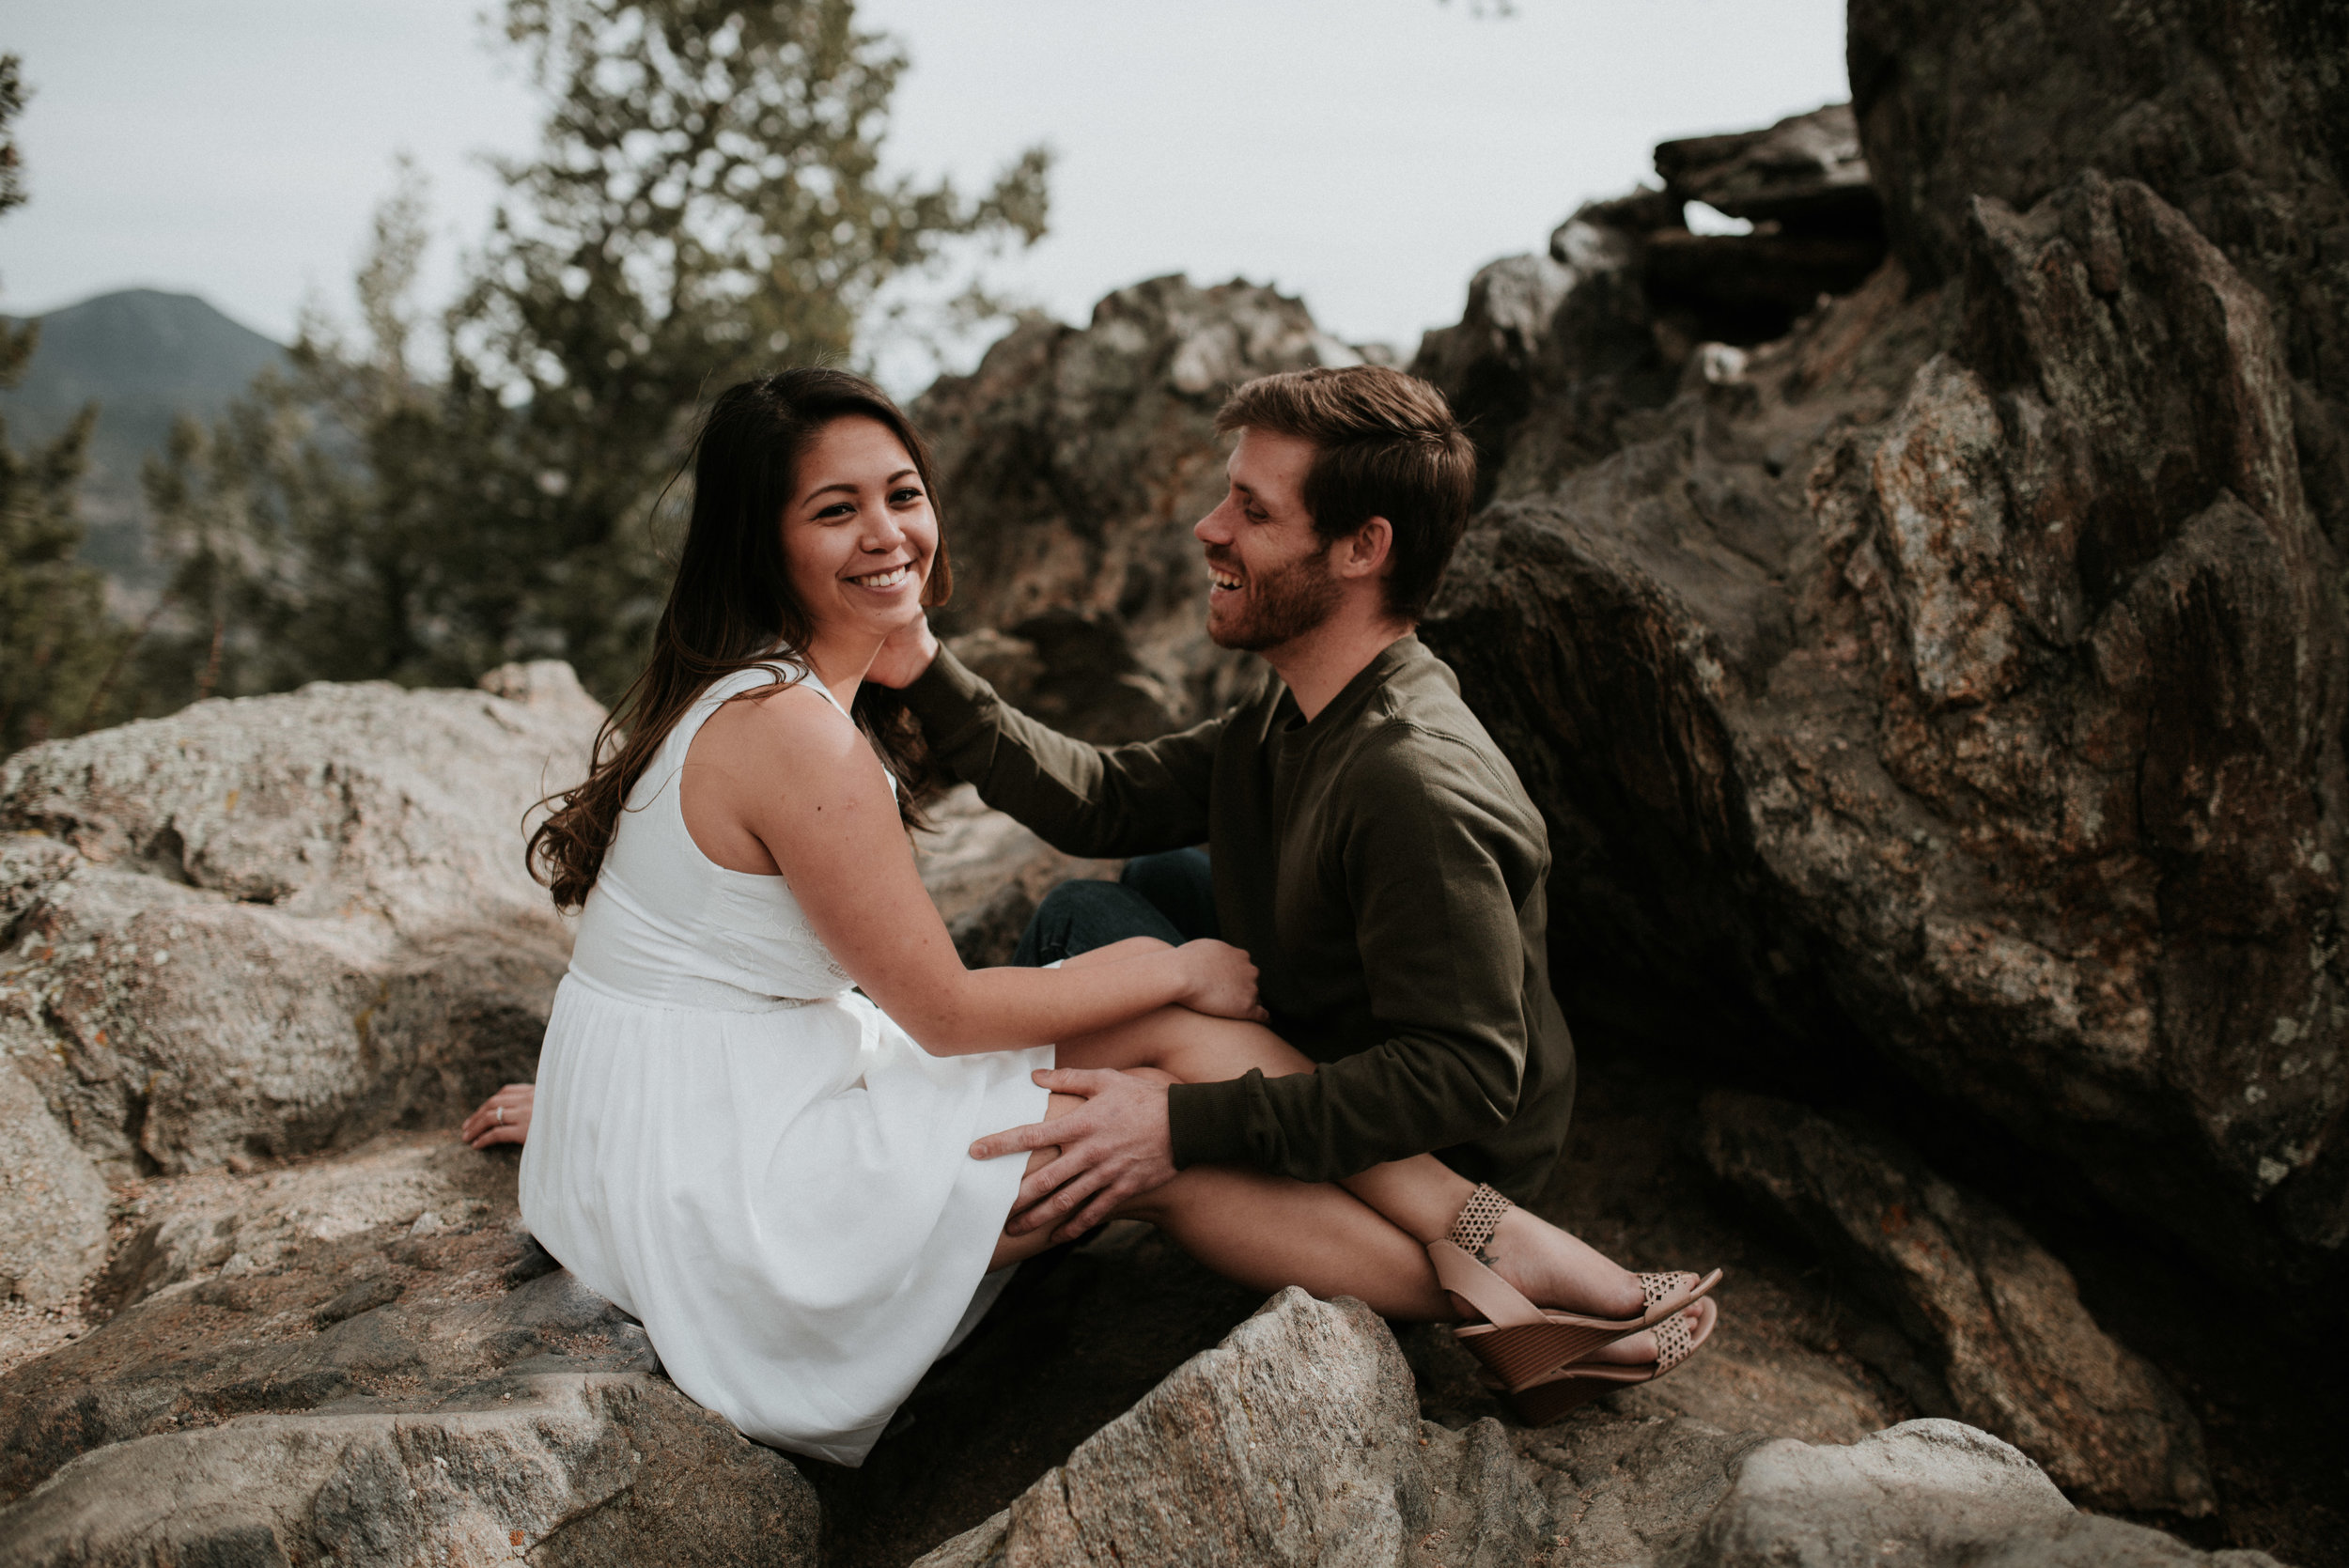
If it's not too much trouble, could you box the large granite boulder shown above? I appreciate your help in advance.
[1420,167,2349,1282]
[0,1129,819,1567]
[0,662,602,1325]
[0,697,1131,1563]
[1847,0,2349,572]
[1698,1090,2212,1515]
[0,660,599,1186]
[0,663,1122,1327]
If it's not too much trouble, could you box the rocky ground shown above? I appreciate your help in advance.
[815,1037,2341,1568]
[5,1038,2327,1565]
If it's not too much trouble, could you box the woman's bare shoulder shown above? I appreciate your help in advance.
[693,678,869,782]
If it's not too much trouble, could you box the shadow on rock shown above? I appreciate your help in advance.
[798,1222,1263,1568]
[1697,1089,2213,1516]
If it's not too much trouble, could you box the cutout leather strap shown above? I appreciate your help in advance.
[1427,1239,1548,1329]
[1446,1183,1512,1257]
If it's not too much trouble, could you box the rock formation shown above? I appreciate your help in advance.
[1411,70,2349,1282]
[1698,1090,2211,1515]
[6,0,2345,1559]
[5,1167,2265,1568]
[0,662,602,1316]
[915,1289,2266,1568]
[1,657,2295,1561]
[0,670,1124,1565]
[1646,103,1890,350]
[1845,0,2349,543]
[865,15,2348,1545]
[910,81,2349,1288]
[0,1130,819,1568]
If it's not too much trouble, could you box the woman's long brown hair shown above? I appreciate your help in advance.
[528,368,953,911]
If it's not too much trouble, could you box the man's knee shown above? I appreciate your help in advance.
[1119,846,1216,941]
[1013,878,1183,967]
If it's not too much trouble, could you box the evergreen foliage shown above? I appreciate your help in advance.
[138,0,1049,708]
[0,53,131,753]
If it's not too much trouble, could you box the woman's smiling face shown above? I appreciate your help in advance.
[781,414,938,646]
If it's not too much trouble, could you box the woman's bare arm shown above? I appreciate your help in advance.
[681,684,1261,1055]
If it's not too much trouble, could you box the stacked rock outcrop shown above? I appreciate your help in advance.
[1418,160,2348,1282]
[1409,5,2349,1287]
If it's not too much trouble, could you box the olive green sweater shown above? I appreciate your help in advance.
[903,634,1576,1202]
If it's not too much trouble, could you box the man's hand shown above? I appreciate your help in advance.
[972,1068,1176,1242]
[461,1082,534,1149]
[864,613,940,690]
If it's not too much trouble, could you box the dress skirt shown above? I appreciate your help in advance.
[520,971,1054,1465]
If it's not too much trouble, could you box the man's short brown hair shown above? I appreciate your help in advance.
[1214,365,1477,621]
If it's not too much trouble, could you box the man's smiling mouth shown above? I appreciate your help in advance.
[1209,568,1242,592]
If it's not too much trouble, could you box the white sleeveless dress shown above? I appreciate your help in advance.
[519,660,1053,1466]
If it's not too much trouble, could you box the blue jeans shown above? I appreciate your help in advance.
[1011,847,1216,967]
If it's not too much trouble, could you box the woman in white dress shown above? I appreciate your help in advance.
[513,369,1718,1467]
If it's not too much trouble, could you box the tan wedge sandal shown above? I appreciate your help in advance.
[1482,1296,1719,1425]
[1431,1183,1723,1392]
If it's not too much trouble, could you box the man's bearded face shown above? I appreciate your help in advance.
[1198,427,1345,656]
[1206,536,1342,651]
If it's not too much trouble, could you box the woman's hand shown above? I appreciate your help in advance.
[461,1083,535,1149]
[1175,939,1268,1022]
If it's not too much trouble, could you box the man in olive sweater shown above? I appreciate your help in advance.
[868,365,1577,1242]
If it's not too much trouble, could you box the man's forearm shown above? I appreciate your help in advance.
[902,644,1217,858]
[1165,1034,1521,1184]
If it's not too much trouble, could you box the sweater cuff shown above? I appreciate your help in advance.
[1167,1074,1262,1169]
[900,642,993,732]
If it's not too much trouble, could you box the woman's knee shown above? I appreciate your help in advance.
[1069,1009,1315,1083]
[1059,935,1172,970]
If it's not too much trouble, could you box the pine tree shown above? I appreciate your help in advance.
[144,0,1049,705]
[0,53,129,754]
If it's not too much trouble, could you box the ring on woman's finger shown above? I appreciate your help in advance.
[494,1106,506,1125]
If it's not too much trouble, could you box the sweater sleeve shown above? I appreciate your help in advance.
[900,644,1221,859]
[1164,730,1539,1180]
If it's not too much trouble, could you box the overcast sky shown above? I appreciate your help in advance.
[2,0,1848,386]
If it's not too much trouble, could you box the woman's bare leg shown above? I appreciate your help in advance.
[988,1080,1454,1316]
[1042,950,1669,1359]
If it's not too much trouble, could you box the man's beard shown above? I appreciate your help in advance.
[1207,545,1343,652]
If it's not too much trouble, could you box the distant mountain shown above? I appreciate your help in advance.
[0,289,286,596]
